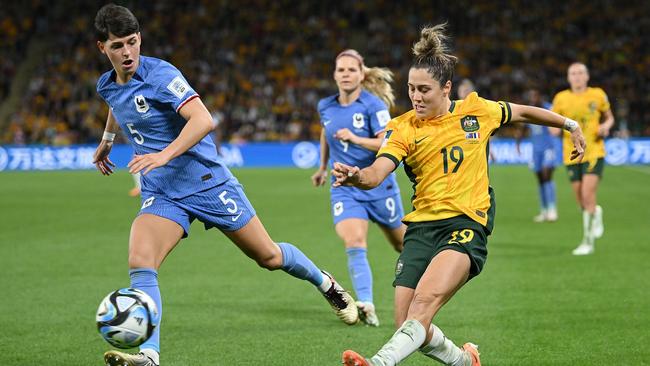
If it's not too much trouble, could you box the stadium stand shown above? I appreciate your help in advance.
[1,0,648,145]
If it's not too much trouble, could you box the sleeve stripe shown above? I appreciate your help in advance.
[498,101,512,126]
[498,102,506,125]
[377,153,400,171]
[176,94,200,113]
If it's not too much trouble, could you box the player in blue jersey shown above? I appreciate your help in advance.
[311,49,406,327]
[515,89,560,222]
[91,5,358,366]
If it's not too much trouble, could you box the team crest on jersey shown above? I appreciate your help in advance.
[460,115,480,132]
[589,101,597,112]
[134,95,149,113]
[352,113,365,129]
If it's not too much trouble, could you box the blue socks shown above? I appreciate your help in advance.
[543,181,556,210]
[538,184,548,210]
[278,242,324,287]
[130,268,161,353]
[346,247,373,303]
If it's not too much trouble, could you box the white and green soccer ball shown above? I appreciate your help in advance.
[96,288,159,349]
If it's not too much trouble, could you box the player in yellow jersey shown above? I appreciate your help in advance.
[552,62,614,255]
[337,24,586,366]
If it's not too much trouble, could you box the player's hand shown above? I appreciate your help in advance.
[569,127,586,162]
[334,128,358,144]
[93,140,116,176]
[597,124,611,138]
[128,152,171,175]
[311,168,328,187]
[331,162,361,187]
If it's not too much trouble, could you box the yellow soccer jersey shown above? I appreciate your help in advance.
[552,87,610,165]
[377,92,511,229]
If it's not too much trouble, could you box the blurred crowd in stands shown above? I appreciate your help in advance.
[1,0,648,145]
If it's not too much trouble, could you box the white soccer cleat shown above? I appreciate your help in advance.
[104,351,158,366]
[572,242,594,256]
[533,212,547,223]
[320,271,359,325]
[593,205,604,238]
[356,301,379,327]
[546,208,558,222]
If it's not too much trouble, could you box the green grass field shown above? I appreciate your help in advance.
[1,166,649,365]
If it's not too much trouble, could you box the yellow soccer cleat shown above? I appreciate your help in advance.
[104,350,158,366]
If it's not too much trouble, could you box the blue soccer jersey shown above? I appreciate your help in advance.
[97,56,232,199]
[318,90,399,201]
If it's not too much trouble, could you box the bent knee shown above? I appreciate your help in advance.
[342,236,367,249]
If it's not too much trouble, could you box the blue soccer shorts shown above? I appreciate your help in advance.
[330,191,404,229]
[138,178,256,237]
[529,147,558,172]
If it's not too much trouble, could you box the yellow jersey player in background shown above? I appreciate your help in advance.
[552,62,615,255]
[336,24,586,366]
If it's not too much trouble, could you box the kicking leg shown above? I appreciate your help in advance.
[223,215,359,324]
[358,250,475,366]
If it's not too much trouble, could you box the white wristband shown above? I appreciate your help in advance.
[102,131,116,142]
[563,118,579,132]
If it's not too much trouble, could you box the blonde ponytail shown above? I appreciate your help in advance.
[362,66,395,110]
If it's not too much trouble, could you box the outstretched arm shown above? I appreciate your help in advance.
[93,108,121,176]
[128,97,215,175]
[510,103,586,162]
[331,156,396,189]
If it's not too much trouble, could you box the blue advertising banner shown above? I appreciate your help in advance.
[1,138,649,171]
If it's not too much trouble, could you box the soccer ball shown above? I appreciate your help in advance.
[96,288,159,348]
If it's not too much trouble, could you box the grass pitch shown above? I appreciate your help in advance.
[0,165,648,365]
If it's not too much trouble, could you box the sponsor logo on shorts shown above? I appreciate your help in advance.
[395,260,403,276]
[333,201,344,216]
[232,210,243,221]
[142,197,155,209]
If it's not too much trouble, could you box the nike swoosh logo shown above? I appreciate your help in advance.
[323,120,332,126]
[415,136,428,144]
[399,329,416,342]
[232,211,243,221]
[389,216,399,223]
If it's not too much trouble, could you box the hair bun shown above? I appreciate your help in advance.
[413,23,450,58]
